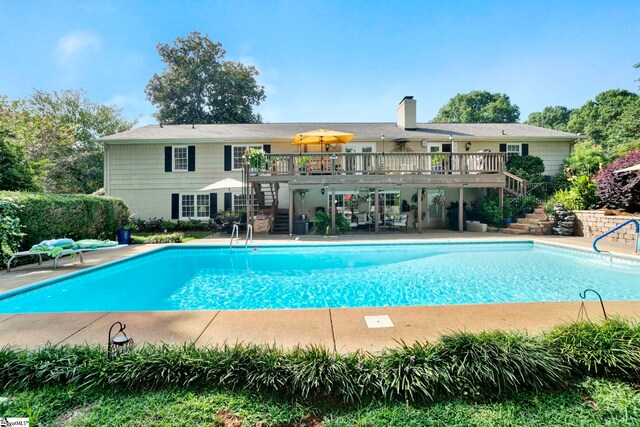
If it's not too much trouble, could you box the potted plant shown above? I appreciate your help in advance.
[295,155,311,171]
[246,148,266,172]
[117,214,138,244]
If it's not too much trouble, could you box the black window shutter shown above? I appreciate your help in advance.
[171,193,179,219]
[521,144,529,156]
[263,144,271,153]
[165,147,172,172]
[224,145,232,171]
[499,143,507,153]
[224,192,232,211]
[209,193,217,218]
[442,143,452,152]
[187,146,196,171]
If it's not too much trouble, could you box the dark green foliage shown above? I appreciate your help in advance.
[0,129,39,191]
[0,197,24,265]
[4,320,637,406]
[130,232,184,244]
[525,105,573,131]
[507,194,539,218]
[544,318,640,379]
[432,90,520,123]
[0,191,129,252]
[506,155,547,197]
[310,211,350,235]
[146,32,266,125]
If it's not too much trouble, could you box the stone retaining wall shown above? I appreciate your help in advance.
[573,210,640,244]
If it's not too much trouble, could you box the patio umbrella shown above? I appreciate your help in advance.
[614,163,640,173]
[198,177,244,192]
[293,128,355,151]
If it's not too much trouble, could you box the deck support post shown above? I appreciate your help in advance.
[331,188,336,235]
[374,187,380,234]
[458,186,464,233]
[288,186,294,235]
[499,187,504,217]
[417,187,422,234]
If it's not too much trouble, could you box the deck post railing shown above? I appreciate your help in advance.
[248,152,507,177]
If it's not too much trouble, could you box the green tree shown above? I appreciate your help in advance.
[0,90,136,193]
[567,89,639,150]
[0,129,39,191]
[564,140,606,177]
[146,32,266,125]
[525,106,572,131]
[432,90,520,123]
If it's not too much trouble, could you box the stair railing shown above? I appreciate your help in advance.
[592,219,639,260]
[504,171,527,196]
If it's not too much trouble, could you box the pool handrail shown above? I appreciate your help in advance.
[592,219,639,258]
[245,224,253,248]
[229,224,239,249]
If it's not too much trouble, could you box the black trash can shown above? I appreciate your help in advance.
[293,219,309,235]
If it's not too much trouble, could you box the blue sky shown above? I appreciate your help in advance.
[1,0,638,127]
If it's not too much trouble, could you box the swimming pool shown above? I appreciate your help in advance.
[0,241,638,313]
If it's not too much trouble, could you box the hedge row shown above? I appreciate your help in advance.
[1,319,638,403]
[0,191,129,254]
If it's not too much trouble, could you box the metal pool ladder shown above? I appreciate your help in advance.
[229,224,253,249]
[592,219,639,262]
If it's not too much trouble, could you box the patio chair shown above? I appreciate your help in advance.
[390,214,408,232]
[213,216,232,234]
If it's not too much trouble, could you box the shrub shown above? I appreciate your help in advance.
[506,155,546,197]
[130,232,184,244]
[0,319,638,403]
[546,175,598,211]
[0,197,24,266]
[595,150,640,212]
[544,318,640,380]
[132,217,215,233]
[472,196,503,227]
[310,211,349,235]
[565,140,606,177]
[0,192,129,253]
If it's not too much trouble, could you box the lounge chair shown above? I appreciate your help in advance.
[6,239,126,272]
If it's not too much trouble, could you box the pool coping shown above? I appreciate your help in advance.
[1,234,638,352]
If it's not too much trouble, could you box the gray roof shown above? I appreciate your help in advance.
[101,122,580,142]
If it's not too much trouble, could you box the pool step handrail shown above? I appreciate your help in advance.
[245,224,253,248]
[229,224,239,248]
[592,219,639,259]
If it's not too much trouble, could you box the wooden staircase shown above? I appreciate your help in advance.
[272,209,290,234]
[502,207,554,235]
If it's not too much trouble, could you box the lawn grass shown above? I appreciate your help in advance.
[1,378,638,426]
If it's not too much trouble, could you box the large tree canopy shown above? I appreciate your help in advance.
[0,128,39,191]
[525,106,573,131]
[566,89,640,150]
[432,90,520,123]
[1,90,136,193]
[145,32,266,125]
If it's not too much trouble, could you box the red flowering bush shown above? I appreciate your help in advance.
[595,150,640,212]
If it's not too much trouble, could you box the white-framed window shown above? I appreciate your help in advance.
[173,146,188,171]
[506,143,521,158]
[233,194,259,214]
[180,194,210,219]
[233,145,262,170]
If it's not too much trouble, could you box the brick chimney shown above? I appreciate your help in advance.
[397,96,416,130]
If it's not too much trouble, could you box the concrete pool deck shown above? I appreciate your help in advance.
[1,232,639,353]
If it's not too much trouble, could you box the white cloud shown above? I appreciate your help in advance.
[55,31,101,66]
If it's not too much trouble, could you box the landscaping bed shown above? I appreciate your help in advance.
[1,318,640,425]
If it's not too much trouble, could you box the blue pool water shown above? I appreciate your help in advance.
[0,242,638,313]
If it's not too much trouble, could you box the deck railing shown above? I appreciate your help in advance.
[250,152,506,177]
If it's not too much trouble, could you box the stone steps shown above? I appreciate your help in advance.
[503,207,553,236]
